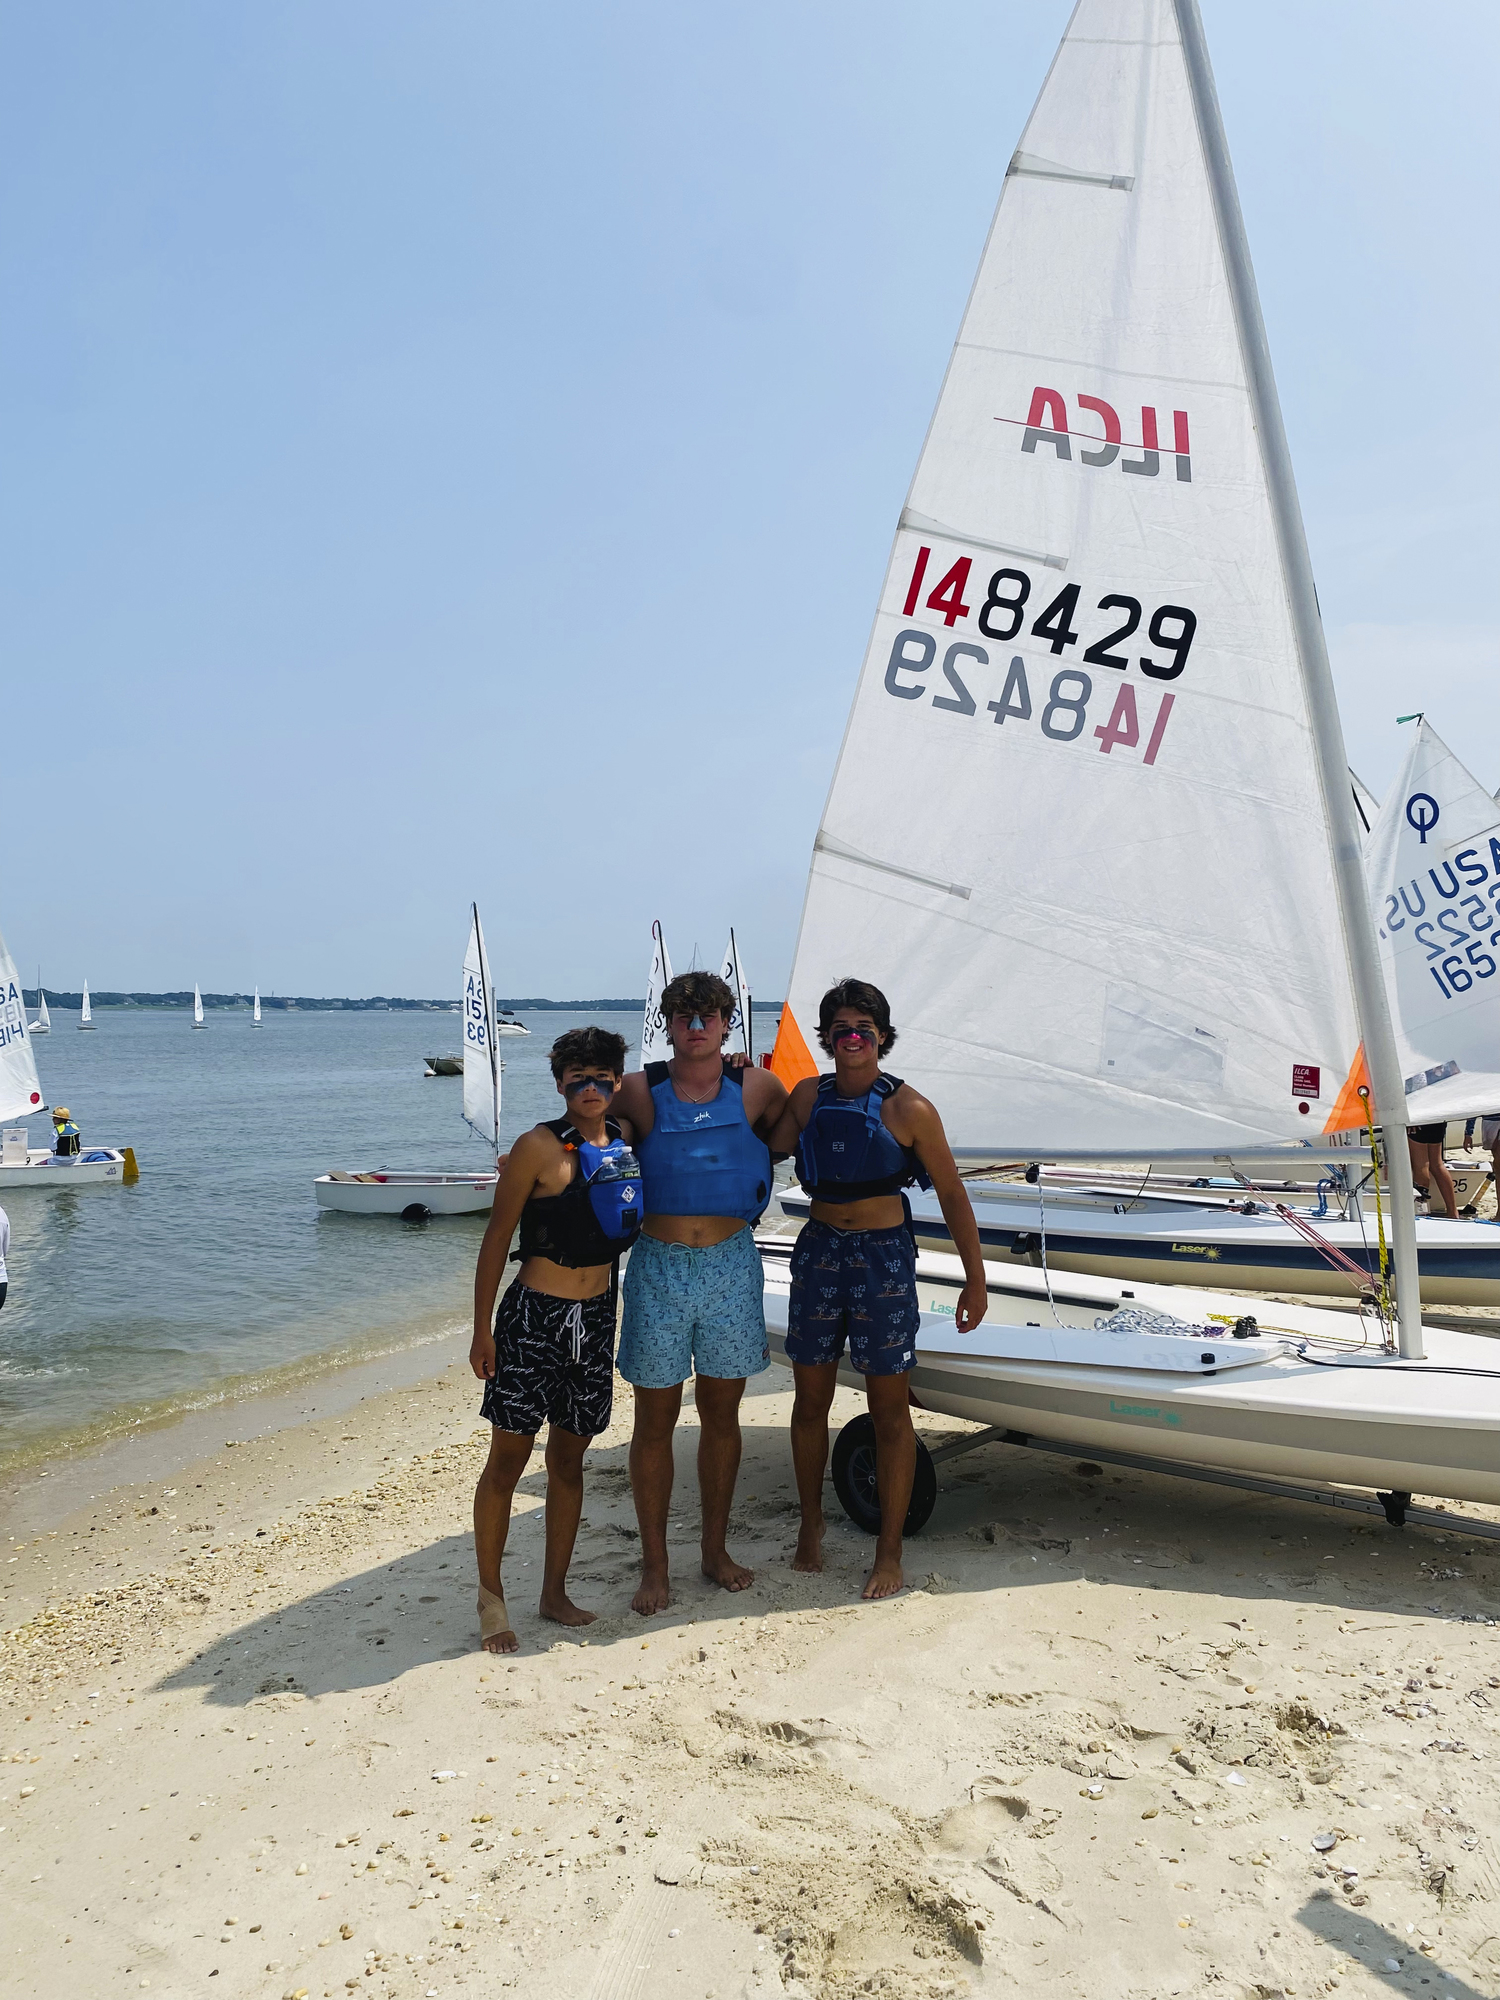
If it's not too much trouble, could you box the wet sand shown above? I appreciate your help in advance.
[3,1337,1499,1999]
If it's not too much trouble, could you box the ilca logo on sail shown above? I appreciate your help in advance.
[1009,389,1192,482]
[1406,792,1440,846]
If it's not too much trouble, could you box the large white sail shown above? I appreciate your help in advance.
[0,928,45,1120]
[777,0,1362,1157]
[719,930,753,1060]
[1365,721,1500,1125]
[462,904,501,1152]
[638,921,673,1067]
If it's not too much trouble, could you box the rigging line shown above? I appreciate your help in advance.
[1035,1178,1060,1327]
[1360,1086,1396,1349]
[1294,1347,1500,1381]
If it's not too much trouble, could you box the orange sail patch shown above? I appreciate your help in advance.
[769,1005,819,1088]
[1323,1044,1372,1134]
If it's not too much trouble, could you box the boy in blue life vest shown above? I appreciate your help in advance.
[469,1026,642,1653]
[766,978,988,1601]
[610,971,789,1615]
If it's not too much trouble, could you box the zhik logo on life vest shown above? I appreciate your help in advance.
[1013,388,1191,482]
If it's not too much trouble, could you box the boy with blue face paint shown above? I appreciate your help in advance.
[610,970,789,1614]
[470,1026,641,1653]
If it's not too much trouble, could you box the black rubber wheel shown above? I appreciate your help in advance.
[400,1202,433,1223]
[829,1414,938,1537]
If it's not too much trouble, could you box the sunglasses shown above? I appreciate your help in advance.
[832,1026,878,1047]
[562,1074,616,1097]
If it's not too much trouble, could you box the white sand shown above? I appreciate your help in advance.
[3,1347,1498,1999]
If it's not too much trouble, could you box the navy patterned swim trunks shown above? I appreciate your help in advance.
[480,1280,616,1439]
[784,1219,919,1377]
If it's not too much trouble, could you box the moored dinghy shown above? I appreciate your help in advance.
[762,0,1500,1522]
[316,903,502,1217]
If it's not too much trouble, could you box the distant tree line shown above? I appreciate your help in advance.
[23,991,783,1012]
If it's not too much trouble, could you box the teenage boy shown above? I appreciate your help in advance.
[611,971,788,1614]
[469,1026,639,1653]
[766,979,988,1601]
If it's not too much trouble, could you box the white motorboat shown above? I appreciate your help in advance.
[758,0,1500,1522]
[496,1012,530,1037]
[315,1169,495,1217]
[317,903,504,1217]
[78,979,95,1029]
[191,983,205,1028]
[761,1238,1500,1511]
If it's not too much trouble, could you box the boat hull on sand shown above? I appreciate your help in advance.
[0,1148,129,1188]
[782,1186,1500,1309]
[315,1170,495,1216]
[759,1239,1500,1508]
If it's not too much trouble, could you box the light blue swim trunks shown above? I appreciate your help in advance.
[617,1227,770,1388]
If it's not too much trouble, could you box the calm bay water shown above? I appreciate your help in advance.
[0,1006,639,1466]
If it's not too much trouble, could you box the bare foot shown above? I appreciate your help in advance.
[481,1626,519,1655]
[791,1518,825,1574]
[861,1557,905,1601]
[632,1566,672,1615]
[701,1547,754,1592]
[539,1590,597,1629]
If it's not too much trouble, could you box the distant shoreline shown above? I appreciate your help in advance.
[22,990,784,1013]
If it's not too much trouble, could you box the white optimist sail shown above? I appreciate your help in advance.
[80,979,94,1029]
[719,929,753,1060]
[461,904,501,1152]
[192,983,204,1027]
[639,920,674,1067]
[252,987,262,1025]
[778,0,1378,1164]
[1365,721,1500,1125]
[0,928,45,1120]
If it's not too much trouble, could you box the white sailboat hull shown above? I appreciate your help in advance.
[0,1148,129,1188]
[314,1170,496,1216]
[782,1185,1500,1309]
[760,1241,1500,1508]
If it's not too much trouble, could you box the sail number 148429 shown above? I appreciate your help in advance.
[885,547,1191,766]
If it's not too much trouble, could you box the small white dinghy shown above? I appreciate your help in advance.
[316,903,502,1219]
[191,983,205,1028]
[760,1237,1500,1523]
[28,980,50,1035]
[78,979,95,1029]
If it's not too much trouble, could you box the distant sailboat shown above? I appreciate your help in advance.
[720,928,753,1061]
[252,987,262,1027]
[28,974,50,1036]
[638,920,673,1067]
[79,979,95,1030]
[316,906,502,1216]
[0,929,133,1185]
[192,984,205,1029]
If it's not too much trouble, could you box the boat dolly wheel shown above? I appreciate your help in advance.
[829,1414,938,1537]
[400,1202,433,1224]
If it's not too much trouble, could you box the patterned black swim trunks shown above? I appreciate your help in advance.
[480,1280,616,1439]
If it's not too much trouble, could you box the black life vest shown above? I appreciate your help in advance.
[515,1116,641,1268]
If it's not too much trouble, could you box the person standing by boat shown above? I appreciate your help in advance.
[1407,1123,1457,1220]
[767,979,988,1600]
[468,1027,642,1653]
[610,971,788,1614]
[50,1108,81,1163]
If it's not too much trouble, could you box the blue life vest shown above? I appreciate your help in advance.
[517,1116,641,1267]
[795,1073,931,1203]
[576,1134,644,1246]
[636,1062,772,1222]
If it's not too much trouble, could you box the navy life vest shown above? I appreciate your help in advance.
[516,1116,643,1268]
[635,1062,771,1223]
[794,1073,932,1204]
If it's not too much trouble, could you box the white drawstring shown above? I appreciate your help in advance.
[562,1300,585,1364]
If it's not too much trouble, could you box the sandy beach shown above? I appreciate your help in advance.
[3,1328,1499,2000]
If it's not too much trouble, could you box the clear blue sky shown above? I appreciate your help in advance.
[4,2,1495,1000]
